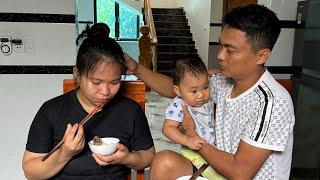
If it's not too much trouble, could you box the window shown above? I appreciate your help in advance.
[96,0,140,40]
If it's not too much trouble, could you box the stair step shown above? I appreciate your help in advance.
[157,60,176,70]
[157,44,196,53]
[156,29,192,36]
[151,7,196,76]
[157,36,194,44]
[153,14,187,22]
[157,69,174,77]
[154,21,189,29]
[152,8,185,15]
[157,52,198,62]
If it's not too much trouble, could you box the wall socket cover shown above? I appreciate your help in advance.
[0,36,13,56]
[13,39,25,53]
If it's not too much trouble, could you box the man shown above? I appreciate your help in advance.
[125,4,295,180]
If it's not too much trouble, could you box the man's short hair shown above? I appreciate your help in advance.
[222,4,281,52]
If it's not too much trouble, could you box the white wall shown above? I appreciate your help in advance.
[0,0,75,14]
[120,0,143,12]
[177,0,211,67]
[258,0,300,67]
[150,0,178,8]
[0,0,76,179]
[0,22,76,65]
[207,0,300,73]
[208,0,223,68]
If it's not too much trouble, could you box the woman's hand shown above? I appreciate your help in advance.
[59,123,85,160]
[124,53,139,74]
[92,143,130,166]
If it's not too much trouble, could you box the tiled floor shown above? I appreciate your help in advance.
[130,91,180,180]
[145,90,180,153]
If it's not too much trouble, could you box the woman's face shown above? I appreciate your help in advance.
[77,58,122,109]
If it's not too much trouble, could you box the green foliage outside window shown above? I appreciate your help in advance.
[97,0,115,37]
[96,0,140,40]
[120,5,138,39]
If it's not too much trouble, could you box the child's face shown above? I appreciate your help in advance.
[174,72,210,107]
[77,59,122,108]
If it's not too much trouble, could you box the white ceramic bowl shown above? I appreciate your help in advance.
[176,175,208,180]
[88,137,120,155]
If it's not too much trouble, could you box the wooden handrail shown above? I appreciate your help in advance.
[138,0,157,71]
[144,0,157,45]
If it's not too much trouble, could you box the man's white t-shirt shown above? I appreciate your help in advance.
[210,70,295,180]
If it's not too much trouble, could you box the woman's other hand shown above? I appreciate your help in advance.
[92,143,130,166]
[60,123,85,160]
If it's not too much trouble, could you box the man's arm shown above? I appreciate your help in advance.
[180,104,272,180]
[199,140,272,180]
[124,54,175,98]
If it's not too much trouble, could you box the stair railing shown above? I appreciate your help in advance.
[139,0,157,71]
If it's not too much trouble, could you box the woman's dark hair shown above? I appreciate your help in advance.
[173,54,208,85]
[75,23,126,77]
[222,4,280,52]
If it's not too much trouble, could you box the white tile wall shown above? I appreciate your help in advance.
[0,22,77,65]
[0,0,76,179]
[0,0,75,14]
[0,74,73,179]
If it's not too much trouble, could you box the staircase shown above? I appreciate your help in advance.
[152,8,197,76]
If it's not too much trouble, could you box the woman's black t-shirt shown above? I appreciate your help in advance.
[26,90,154,180]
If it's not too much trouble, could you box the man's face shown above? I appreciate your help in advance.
[217,27,261,80]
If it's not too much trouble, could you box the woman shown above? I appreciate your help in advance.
[22,23,155,180]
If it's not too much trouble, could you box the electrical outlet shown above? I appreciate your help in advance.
[0,36,12,56]
[12,39,25,53]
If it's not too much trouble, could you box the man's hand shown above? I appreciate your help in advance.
[186,136,207,150]
[124,53,139,74]
[179,103,197,136]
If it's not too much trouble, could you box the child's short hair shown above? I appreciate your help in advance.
[173,54,208,85]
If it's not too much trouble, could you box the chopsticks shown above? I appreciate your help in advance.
[42,104,104,161]
[189,163,209,180]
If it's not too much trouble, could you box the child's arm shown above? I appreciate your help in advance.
[162,119,206,150]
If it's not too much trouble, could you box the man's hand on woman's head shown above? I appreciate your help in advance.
[124,53,139,74]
